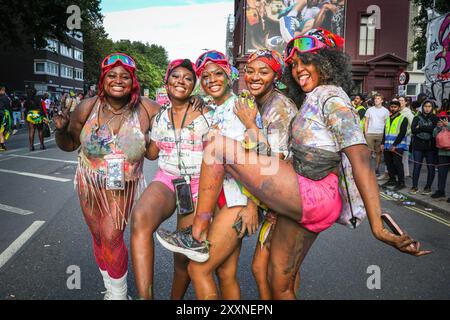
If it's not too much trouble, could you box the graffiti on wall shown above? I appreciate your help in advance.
[424,12,450,106]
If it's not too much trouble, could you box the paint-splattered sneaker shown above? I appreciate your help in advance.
[156,226,209,263]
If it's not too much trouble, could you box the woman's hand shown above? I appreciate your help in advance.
[189,95,205,112]
[235,200,259,238]
[234,96,258,130]
[374,228,432,257]
[53,105,70,131]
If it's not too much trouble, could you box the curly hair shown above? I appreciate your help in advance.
[282,48,353,109]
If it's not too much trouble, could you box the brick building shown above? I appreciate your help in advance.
[0,32,84,99]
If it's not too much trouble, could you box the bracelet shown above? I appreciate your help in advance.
[241,140,258,150]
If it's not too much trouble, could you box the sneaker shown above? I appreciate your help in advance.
[421,187,432,195]
[393,183,406,191]
[377,173,390,181]
[12,129,18,135]
[409,187,418,194]
[156,226,209,263]
[382,179,397,187]
[431,191,445,199]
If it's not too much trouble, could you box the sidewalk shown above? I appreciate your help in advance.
[377,162,450,215]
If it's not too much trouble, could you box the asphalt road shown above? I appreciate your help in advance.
[0,128,449,300]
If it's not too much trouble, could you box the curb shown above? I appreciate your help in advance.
[378,182,450,216]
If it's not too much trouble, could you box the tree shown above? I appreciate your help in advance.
[411,0,450,63]
[0,0,103,49]
[110,40,169,99]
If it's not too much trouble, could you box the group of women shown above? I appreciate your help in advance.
[54,28,430,301]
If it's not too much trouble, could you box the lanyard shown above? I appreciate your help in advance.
[170,105,190,176]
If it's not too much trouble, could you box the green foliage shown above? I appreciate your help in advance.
[107,40,169,99]
[411,0,450,63]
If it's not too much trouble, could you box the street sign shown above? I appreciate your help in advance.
[399,72,410,85]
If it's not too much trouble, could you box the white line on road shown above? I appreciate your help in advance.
[0,169,71,182]
[0,221,46,270]
[1,138,56,155]
[9,154,78,164]
[0,203,34,216]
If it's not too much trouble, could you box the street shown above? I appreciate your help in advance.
[0,128,449,300]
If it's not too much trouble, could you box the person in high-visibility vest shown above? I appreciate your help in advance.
[352,94,366,132]
[381,100,409,191]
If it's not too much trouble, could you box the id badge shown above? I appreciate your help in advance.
[105,153,126,190]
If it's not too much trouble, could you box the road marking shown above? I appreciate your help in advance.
[0,157,13,162]
[2,138,56,155]
[0,221,46,270]
[0,203,34,216]
[9,154,78,164]
[406,206,450,227]
[0,169,71,182]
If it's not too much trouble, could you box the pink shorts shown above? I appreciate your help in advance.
[298,173,342,233]
[152,170,200,202]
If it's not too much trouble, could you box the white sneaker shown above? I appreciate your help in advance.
[99,269,112,300]
[12,129,18,135]
[377,173,389,180]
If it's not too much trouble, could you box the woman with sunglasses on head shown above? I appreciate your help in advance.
[130,59,215,300]
[158,29,431,300]
[54,53,160,300]
[157,50,261,300]
[233,48,298,299]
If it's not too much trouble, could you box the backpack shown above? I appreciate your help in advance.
[436,127,450,150]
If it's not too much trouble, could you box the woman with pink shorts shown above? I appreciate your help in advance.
[130,59,214,299]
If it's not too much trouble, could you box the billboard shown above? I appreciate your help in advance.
[424,12,450,107]
[245,0,346,54]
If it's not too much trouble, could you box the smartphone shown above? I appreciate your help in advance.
[172,178,194,215]
[381,213,403,236]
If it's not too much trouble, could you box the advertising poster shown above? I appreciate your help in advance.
[245,0,346,54]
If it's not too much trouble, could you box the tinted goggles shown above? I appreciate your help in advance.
[284,36,326,64]
[195,50,228,71]
[102,53,136,69]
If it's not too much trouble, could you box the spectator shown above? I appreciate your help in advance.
[365,93,390,176]
[411,92,427,114]
[409,100,438,194]
[76,92,84,104]
[66,91,78,113]
[352,93,366,131]
[11,95,22,134]
[381,100,409,191]
[399,96,415,177]
[0,85,12,151]
[431,104,450,201]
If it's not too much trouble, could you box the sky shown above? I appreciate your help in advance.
[101,0,234,61]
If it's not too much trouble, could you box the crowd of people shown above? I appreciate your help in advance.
[350,92,450,203]
[0,86,88,151]
[50,27,433,301]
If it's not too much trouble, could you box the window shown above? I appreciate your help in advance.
[61,65,73,79]
[60,44,73,58]
[359,15,376,56]
[34,60,58,76]
[74,49,83,61]
[74,68,84,81]
[34,62,46,73]
[406,84,418,96]
[45,39,58,52]
[46,62,59,76]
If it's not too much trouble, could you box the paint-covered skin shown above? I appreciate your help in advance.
[79,100,146,181]
[290,85,366,153]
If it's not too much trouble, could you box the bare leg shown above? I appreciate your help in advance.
[188,206,243,300]
[37,125,44,147]
[216,240,242,300]
[130,182,176,300]
[28,122,35,149]
[252,226,273,300]
[193,135,302,240]
[171,212,195,300]
[268,215,317,300]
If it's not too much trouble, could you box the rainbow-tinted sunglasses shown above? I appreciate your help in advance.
[284,36,326,64]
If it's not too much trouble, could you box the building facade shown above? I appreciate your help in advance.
[0,32,84,99]
[231,0,423,100]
